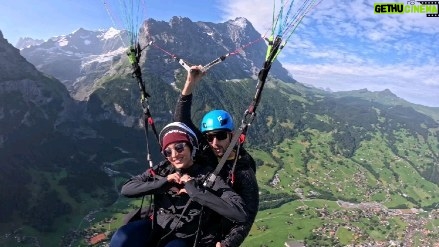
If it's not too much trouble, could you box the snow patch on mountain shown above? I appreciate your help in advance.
[57,37,69,47]
[231,17,248,29]
[81,47,126,68]
[101,27,122,40]
[15,37,45,49]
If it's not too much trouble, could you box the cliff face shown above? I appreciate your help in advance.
[0,30,75,149]
[19,17,295,101]
[0,31,41,81]
[140,17,294,83]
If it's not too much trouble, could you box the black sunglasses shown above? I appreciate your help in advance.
[205,131,229,142]
[163,142,187,157]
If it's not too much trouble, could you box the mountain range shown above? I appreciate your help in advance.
[1,16,439,246]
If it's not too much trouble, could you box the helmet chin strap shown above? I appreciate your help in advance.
[203,27,280,188]
[203,125,244,187]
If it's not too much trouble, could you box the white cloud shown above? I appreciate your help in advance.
[283,61,439,106]
[220,0,274,34]
[219,0,439,107]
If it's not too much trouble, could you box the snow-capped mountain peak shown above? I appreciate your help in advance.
[101,27,123,40]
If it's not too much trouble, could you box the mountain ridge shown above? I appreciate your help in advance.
[18,17,296,101]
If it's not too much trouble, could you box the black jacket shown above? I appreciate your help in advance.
[121,160,247,245]
[174,94,260,247]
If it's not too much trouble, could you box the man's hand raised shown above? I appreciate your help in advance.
[182,65,206,95]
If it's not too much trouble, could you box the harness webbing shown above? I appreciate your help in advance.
[127,42,160,168]
[158,198,194,245]
[203,36,283,187]
[151,36,264,73]
[229,136,245,185]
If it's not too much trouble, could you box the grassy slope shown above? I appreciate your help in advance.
[240,122,439,245]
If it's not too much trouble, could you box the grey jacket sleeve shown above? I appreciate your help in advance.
[173,94,193,125]
[120,171,169,198]
[173,94,206,141]
[184,177,247,223]
[221,167,259,247]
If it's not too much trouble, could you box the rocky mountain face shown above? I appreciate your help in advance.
[0,30,73,222]
[15,37,44,49]
[0,31,74,149]
[19,17,294,101]
[140,17,294,83]
[19,28,130,100]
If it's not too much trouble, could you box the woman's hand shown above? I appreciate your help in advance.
[177,188,187,195]
[166,172,181,183]
[179,174,192,184]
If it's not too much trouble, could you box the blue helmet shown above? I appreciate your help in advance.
[200,110,234,133]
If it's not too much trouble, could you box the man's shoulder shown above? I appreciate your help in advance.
[237,148,256,172]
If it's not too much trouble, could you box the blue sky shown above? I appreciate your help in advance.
[1,0,438,107]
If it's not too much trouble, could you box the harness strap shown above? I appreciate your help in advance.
[128,42,161,167]
[157,198,194,245]
[152,37,264,73]
[191,205,204,247]
[203,36,283,188]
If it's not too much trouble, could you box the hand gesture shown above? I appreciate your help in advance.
[182,65,206,95]
[166,172,181,183]
[179,174,193,184]
[177,188,187,195]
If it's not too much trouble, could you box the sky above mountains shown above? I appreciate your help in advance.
[1,0,438,107]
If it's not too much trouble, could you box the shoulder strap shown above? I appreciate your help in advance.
[203,37,283,188]
[203,115,251,187]
[157,198,194,245]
